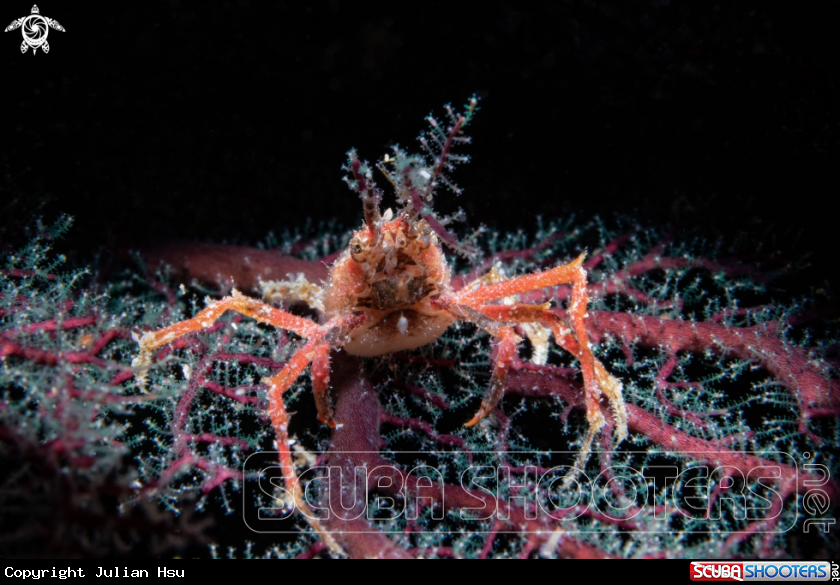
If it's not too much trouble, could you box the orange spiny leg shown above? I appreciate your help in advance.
[263,337,325,438]
[456,253,588,307]
[262,337,339,551]
[464,325,520,427]
[132,289,319,386]
[310,343,335,428]
[455,254,613,440]
[478,303,627,444]
[131,286,362,554]
[263,311,364,435]
[445,303,522,427]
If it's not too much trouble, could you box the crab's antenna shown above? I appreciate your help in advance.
[344,150,382,240]
[361,187,383,234]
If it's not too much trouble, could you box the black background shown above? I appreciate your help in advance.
[1,1,837,289]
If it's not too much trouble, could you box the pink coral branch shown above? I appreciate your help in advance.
[585,310,839,415]
[504,366,839,501]
[18,316,96,334]
[380,412,469,451]
[142,241,329,296]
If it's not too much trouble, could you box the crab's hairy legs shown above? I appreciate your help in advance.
[479,303,627,444]
[456,253,587,305]
[262,337,340,553]
[443,303,523,427]
[131,290,362,555]
[132,289,319,384]
[260,314,363,552]
[455,254,617,441]
[311,343,335,427]
[464,325,520,427]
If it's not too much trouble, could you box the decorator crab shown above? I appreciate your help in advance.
[133,97,627,525]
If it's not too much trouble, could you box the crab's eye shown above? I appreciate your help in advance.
[415,220,433,248]
[350,238,367,262]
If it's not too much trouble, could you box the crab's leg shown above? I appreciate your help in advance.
[134,289,361,430]
[455,253,588,306]
[132,289,319,386]
[454,254,615,441]
[132,290,361,554]
[258,316,361,554]
[464,325,520,427]
[261,336,339,552]
[310,343,335,427]
[478,303,627,444]
[443,303,522,427]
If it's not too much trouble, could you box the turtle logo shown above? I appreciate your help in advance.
[5,5,64,54]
